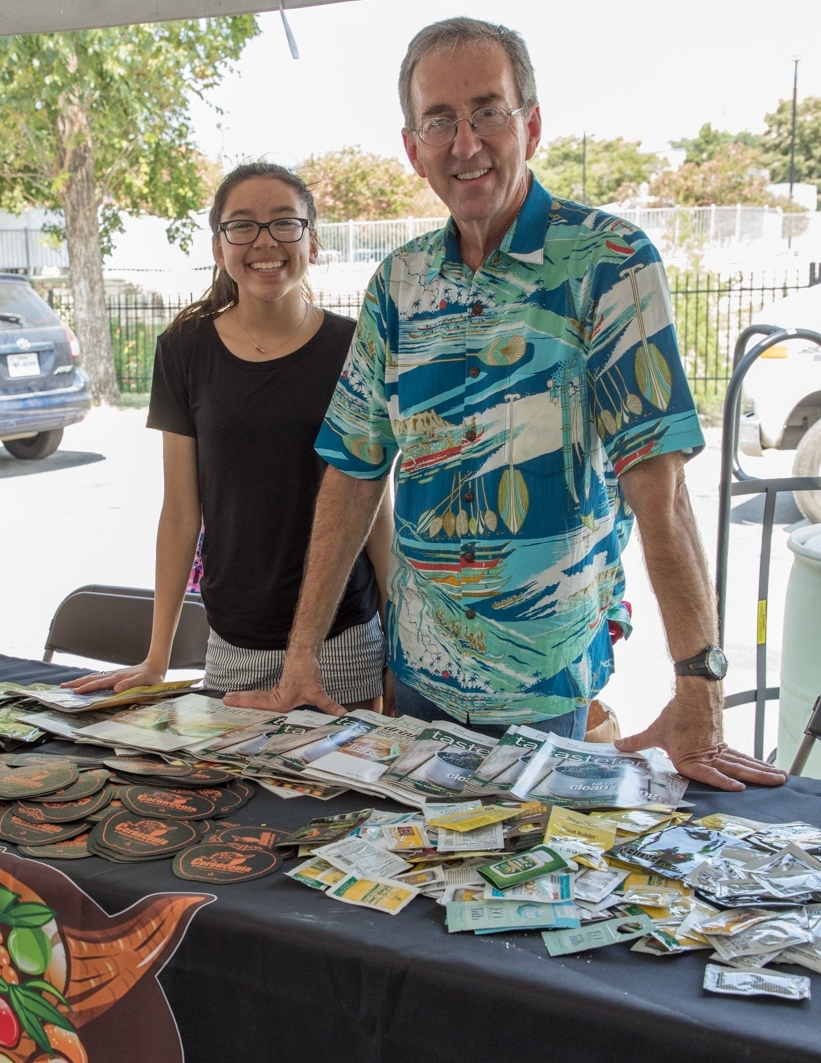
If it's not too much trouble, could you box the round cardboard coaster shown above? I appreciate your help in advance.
[0,805,90,845]
[6,752,101,768]
[228,778,255,802]
[203,824,295,858]
[5,753,75,767]
[191,785,249,818]
[27,767,111,803]
[90,810,200,861]
[172,843,280,883]
[158,767,235,788]
[102,756,195,779]
[19,831,93,859]
[15,786,114,824]
[0,762,80,800]
[119,786,218,821]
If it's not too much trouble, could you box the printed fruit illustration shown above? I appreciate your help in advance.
[0,854,211,1063]
[0,998,20,1049]
[7,930,50,977]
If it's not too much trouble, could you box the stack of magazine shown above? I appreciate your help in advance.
[8,681,821,998]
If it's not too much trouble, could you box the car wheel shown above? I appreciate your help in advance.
[3,429,64,460]
[793,417,821,524]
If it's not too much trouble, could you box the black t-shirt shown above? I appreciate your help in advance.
[147,310,377,649]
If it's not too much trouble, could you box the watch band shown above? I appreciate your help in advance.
[673,645,727,681]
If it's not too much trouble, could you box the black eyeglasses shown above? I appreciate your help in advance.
[218,218,310,244]
[410,106,525,146]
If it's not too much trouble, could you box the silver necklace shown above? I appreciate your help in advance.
[234,302,311,355]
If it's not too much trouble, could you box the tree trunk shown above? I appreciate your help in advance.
[56,62,119,405]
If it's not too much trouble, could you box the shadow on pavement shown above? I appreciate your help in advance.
[0,450,106,479]
[730,490,804,527]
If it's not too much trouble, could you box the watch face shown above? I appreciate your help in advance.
[706,646,728,679]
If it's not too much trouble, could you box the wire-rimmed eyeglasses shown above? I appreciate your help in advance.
[410,106,525,146]
[218,218,310,244]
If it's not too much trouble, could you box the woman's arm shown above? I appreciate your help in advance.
[63,432,202,692]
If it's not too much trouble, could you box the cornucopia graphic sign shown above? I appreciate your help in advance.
[0,851,212,1063]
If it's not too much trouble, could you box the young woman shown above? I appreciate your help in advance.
[66,162,390,707]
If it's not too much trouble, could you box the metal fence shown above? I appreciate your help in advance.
[46,266,820,397]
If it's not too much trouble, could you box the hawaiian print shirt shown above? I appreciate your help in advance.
[316,175,705,725]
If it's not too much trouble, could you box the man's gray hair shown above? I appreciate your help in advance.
[398,17,538,129]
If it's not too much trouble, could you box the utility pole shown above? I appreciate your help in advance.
[789,58,800,205]
[788,58,800,250]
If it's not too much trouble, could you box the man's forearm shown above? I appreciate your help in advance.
[288,466,388,657]
[620,452,718,663]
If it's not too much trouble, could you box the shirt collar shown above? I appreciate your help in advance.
[426,170,551,279]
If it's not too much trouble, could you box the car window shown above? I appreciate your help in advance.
[0,283,61,328]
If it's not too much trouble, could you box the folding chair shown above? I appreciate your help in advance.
[42,584,209,670]
[716,323,821,771]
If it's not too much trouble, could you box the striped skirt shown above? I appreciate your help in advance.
[204,613,385,704]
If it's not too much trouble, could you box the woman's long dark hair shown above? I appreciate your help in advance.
[168,161,318,332]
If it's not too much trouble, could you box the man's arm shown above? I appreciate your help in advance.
[223,467,387,713]
[613,451,786,790]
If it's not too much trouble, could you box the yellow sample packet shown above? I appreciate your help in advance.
[426,802,539,832]
[545,806,617,851]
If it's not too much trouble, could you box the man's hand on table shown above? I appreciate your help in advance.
[222,654,346,716]
[614,681,788,791]
[60,663,165,694]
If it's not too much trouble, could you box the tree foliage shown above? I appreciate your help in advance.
[649,143,783,207]
[0,19,259,402]
[529,136,658,205]
[299,145,426,222]
[758,96,821,186]
[671,122,759,165]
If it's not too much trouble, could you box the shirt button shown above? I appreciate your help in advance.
[468,366,480,378]
[463,490,474,504]
[464,428,477,442]
[464,551,475,563]
[471,302,484,316]
[465,609,476,620]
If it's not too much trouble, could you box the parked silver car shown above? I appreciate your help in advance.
[0,273,91,459]
[739,284,821,522]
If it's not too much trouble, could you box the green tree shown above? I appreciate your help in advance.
[649,143,784,207]
[300,145,422,222]
[0,19,259,403]
[529,135,657,205]
[672,122,759,165]
[758,95,821,186]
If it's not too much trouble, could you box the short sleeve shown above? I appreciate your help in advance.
[584,229,705,478]
[146,328,196,438]
[315,267,398,479]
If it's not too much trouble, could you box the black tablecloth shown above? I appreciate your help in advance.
[1,653,820,1063]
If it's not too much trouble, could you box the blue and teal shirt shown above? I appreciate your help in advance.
[316,176,705,725]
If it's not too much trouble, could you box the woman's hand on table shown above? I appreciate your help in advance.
[61,662,166,694]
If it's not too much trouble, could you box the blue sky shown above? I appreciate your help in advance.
[187,0,821,170]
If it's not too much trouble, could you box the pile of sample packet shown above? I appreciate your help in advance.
[5,687,821,1002]
[282,801,821,1002]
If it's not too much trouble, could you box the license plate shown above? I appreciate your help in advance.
[6,351,40,378]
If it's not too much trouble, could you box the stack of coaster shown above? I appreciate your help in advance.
[0,753,261,874]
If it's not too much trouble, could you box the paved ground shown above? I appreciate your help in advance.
[0,407,812,760]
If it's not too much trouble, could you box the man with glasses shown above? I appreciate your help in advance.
[226,18,785,792]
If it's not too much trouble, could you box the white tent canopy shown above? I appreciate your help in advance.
[0,0,355,36]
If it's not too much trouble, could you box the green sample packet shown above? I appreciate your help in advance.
[478,844,568,890]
